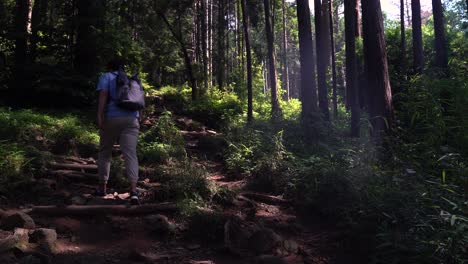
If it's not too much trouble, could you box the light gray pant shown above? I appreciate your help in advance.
[98,117,139,184]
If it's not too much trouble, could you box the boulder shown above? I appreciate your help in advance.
[248,228,282,254]
[0,212,36,230]
[29,229,57,254]
[144,214,176,235]
[255,255,287,264]
[0,231,16,253]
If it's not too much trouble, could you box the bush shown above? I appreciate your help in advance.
[0,142,34,196]
[140,110,186,164]
[156,161,214,202]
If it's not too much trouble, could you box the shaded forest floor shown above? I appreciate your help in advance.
[0,96,371,264]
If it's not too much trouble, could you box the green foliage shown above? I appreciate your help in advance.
[225,126,294,193]
[0,108,98,154]
[189,90,243,129]
[140,110,186,164]
[156,161,214,202]
[0,142,33,196]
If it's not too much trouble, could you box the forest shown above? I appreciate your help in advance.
[0,0,467,263]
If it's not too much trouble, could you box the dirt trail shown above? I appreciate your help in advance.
[0,109,346,264]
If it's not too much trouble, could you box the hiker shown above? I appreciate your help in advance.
[96,58,144,205]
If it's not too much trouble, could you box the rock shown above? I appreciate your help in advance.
[29,229,57,254]
[255,255,287,264]
[0,209,6,219]
[18,255,41,264]
[248,228,282,254]
[0,212,36,230]
[283,240,299,254]
[70,196,86,205]
[52,218,81,234]
[0,229,29,253]
[0,231,16,253]
[13,229,30,249]
[144,214,176,234]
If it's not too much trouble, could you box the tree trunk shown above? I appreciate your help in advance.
[432,0,448,69]
[411,0,424,74]
[362,0,394,141]
[263,0,282,120]
[282,0,290,101]
[241,0,253,123]
[75,0,102,77]
[217,0,225,89]
[13,0,30,94]
[345,0,360,137]
[355,0,361,37]
[400,0,406,76]
[329,0,338,119]
[30,0,48,63]
[159,13,198,100]
[201,0,209,91]
[297,0,319,140]
[315,0,330,121]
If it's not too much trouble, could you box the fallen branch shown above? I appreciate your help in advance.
[48,162,98,171]
[28,203,178,216]
[240,192,291,206]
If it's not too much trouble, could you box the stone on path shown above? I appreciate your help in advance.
[144,214,176,234]
[0,212,36,230]
[0,228,29,253]
[255,255,287,264]
[29,229,58,254]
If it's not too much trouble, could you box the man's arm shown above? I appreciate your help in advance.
[97,90,108,129]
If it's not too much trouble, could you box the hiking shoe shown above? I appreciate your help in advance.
[130,191,140,205]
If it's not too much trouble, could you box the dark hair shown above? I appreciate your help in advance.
[106,58,126,71]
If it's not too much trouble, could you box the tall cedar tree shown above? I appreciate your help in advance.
[315,0,330,121]
[297,0,319,140]
[432,0,448,69]
[400,0,406,76]
[329,0,338,119]
[345,0,361,137]
[263,0,282,120]
[282,0,290,100]
[13,0,30,94]
[158,12,198,100]
[217,0,226,89]
[30,0,48,63]
[362,0,394,140]
[240,0,253,123]
[412,0,424,73]
[200,0,209,90]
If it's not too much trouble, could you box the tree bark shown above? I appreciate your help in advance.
[362,0,393,141]
[30,0,48,62]
[432,0,448,69]
[263,0,282,120]
[411,0,424,74]
[345,0,361,137]
[329,0,338,119]
[315,0,330,121]
[74,0,104,77]
[217,0,225,90]
[281,0,290,101]
[201,0,209,91]
[13,0,30,93]
[240,0,253,123]
[159,12,198,100]
[355,0,361,37]
[400,0,406,76]
[297,0,319,140]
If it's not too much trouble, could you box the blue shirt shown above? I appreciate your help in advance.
[97,72,139,118]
